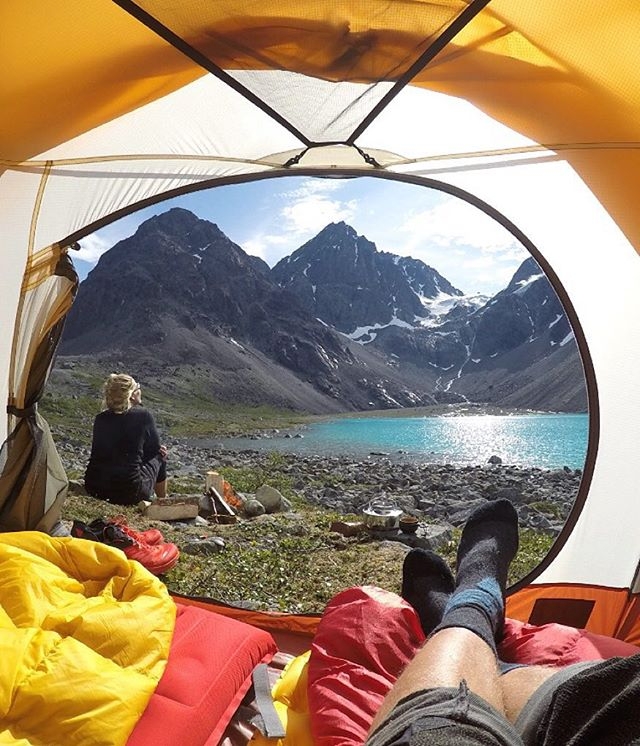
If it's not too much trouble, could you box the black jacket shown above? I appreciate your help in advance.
[84,406,163,503]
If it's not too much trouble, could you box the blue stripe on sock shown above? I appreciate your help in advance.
[444,577,503,619]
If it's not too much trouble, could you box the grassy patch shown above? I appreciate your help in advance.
[62,491,554,614]
[217,454,296,497]
[41,380,310,444]
[508,529,555,584]
[529,501,564,520]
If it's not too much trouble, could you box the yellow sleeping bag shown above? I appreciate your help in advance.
[0,531,175,746]
[251,651,313,746]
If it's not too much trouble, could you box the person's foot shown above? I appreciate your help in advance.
[431,499,519,652]
[401,548,455,636]
[456,498,519,596]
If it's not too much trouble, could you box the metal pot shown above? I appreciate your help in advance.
[362,502,402,531]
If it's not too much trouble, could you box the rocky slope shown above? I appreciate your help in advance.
[58,209,587,414]
[272,221,462,332]
[60,208,440,413]
[272,223,586,410]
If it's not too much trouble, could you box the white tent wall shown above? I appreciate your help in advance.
[0,171,41,446]
[35,76,303,165]
[357,87,538,160]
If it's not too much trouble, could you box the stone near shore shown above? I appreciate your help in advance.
[56,437,581,538]
[255,484,286,513]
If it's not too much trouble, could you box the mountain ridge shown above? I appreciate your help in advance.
[58,208,587,413]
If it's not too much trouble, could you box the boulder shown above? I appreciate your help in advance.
[182,537,225,555]
[244,499,266,517]
[255,484,286,513]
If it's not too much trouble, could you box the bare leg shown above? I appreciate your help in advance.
[501,665,561,724]
[368,627,504,735]
[154,479,167,498]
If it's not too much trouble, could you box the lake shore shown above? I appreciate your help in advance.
[183,406,588,472]
[59,440,579,608]
[167,442,580,534]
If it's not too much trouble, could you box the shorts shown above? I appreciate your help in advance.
[367,657,640,746]
[86,456,166,505]
[366,680,524,746]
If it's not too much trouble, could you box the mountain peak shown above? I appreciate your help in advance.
[136,207,225,245]
[272,221,463,334]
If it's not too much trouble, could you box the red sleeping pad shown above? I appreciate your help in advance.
[127,601,277,746]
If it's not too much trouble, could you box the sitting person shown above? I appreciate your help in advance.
[84,373,168,505]
[367,499,640,746]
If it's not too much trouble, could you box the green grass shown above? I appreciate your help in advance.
[62,490,554,614]
[217,454,296,497]
[41,381,311,444]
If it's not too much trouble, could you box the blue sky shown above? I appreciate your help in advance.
[76,175,529,296]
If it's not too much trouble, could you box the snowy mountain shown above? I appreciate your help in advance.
[58,212,586,413]
[273,224,586,411]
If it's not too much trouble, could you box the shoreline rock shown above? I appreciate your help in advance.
[58,438,581,538]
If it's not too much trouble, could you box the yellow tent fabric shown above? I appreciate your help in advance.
[2,0,640,251]
[0,532,175,746]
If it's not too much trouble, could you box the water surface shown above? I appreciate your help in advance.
[216,413,589,470]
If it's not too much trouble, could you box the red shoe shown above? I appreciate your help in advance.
[108,515,164,546]
[102,524,180,576]
[123,540,180,576]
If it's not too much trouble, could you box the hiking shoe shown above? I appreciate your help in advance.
[121,538,180,575]
[71,520,105,542]
[107,515,165,546]
[102,524,179,575]
[101,522,136,550]
[72,520,179,575]
[85,517,165,547]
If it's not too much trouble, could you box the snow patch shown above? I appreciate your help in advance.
[415,292,487,329]
[514,273,544,295]
[344,316,414,345]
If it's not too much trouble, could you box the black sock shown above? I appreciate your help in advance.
[431,499,519,654]
[401,548,455,636]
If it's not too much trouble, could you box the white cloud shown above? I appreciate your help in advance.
[401,198,522,254]
[387,196,529,294]
[284,178,346,199]
[274,179,357,236]
[240,178,360,264]
[242,233,289,262]
[76,234,112,263]
[281,196,357,235]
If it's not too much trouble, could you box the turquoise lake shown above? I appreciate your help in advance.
[220,413,589,470]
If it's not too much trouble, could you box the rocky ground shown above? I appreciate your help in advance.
[61,436,581,537]
[58,436,581,610]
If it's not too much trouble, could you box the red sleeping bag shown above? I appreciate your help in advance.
[308,586,639,746]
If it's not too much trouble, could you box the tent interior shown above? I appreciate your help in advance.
[2,1,640,742]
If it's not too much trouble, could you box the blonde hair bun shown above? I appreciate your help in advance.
[103,373,138,413]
